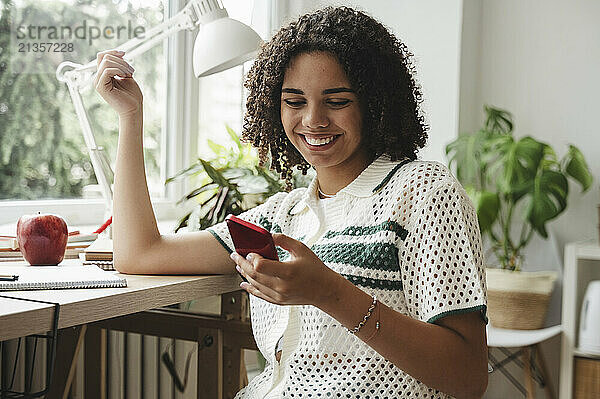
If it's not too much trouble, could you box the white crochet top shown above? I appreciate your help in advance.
[207,155,488,398]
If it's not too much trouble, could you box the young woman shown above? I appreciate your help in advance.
[95,6,488,399]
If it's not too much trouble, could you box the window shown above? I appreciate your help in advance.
[196,0,255,157]
[0,0,264,226]
[0,0,170,224]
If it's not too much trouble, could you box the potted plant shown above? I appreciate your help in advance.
[166,126,310,233]
[446,105,593,329]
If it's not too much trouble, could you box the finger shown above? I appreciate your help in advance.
[95,67,132,92]
[103,54,135,74]
[246,253,289,279]
[272,233,305,256]
[97,67,132,87]
[240,272,282,302]
[231,253,276,284]
[99,58,134,77]
[231,253,282,298]
[240,282,279,305]
[94,59,133,88]
[96,49,125,68]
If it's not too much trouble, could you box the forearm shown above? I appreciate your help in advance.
[113,110,160,269]
[317,274,486,399]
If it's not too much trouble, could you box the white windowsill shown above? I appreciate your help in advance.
[0,198,196,228]
[0,218,182,237]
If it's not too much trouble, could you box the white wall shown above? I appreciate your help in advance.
[271,0,464,162]
[460,1,600,397]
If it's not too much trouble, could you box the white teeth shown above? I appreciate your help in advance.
[305,135,336,146]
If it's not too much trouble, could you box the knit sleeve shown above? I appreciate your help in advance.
[205,192,288,254]
[399,177,488,325]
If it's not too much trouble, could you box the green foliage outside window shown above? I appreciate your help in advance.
[0,0,164,200]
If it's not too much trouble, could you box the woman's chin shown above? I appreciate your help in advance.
[300,152,340,169]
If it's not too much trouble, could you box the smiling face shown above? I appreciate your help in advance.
[280,51,373,178]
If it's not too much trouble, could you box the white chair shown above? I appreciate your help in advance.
[486,324,561,399]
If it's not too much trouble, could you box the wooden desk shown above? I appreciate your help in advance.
[0,259,251,398]
[0,296,55,341]
[0,259,241,341]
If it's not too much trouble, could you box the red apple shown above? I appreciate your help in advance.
[16,212,68,265]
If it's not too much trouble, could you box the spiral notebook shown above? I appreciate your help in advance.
[0,261,126,291]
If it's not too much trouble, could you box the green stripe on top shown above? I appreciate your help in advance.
[258,215,282,233]
[311,242,400,272]
[427,304,489,325]
[324,220,408,241]
[258,215,272,231]
[341,273,403,291]
[207,228,233,254]
[372,159,412,193]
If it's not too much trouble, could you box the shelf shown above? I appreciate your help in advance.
[560,241,600,398]
[574,348,600,360]
[575,240,600,260]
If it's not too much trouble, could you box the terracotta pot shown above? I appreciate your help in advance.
[486,268,558,330]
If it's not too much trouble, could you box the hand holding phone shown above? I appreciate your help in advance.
[226,215,279,282]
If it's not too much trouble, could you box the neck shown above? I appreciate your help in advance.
[316,152,375,196]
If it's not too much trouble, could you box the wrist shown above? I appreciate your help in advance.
[314,269,350,314]
[118,106,143,123]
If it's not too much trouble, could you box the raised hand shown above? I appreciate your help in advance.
[94,49,143,118]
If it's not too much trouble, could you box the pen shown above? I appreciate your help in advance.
[0,274,19,281]
[94,216,113,234]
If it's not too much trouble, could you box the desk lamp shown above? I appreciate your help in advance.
[56,0,262,238]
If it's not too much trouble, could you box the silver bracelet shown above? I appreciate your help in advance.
[347,295,377,334]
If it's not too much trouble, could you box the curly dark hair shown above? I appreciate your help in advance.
[242,6,428,190]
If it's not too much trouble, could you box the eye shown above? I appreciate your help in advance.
[327,99,351,107]
[283,99,305,108]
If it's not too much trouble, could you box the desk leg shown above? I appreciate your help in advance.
[536,345,556,399]
[523,347,536,399]
[221,291,250,399]
[46,325,87,399]
[84,325,106,399]
[197,328,223,399]
[223,333,245,399]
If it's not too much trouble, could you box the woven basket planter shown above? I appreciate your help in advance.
[486,268,558,330]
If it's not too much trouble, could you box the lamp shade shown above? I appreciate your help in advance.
[193,17,263,78]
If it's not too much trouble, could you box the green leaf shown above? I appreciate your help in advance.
[563,145,593,192]
[177,183,219,205]
[198,192,218,207]
[484,105,513,134]
[165,161,205,184]
[255,166,284,192]
[445,129,489,187]
[200,159,230,187]
[174,213,190,233]
[492,136,544,196]
[226,124,243,151]
[211,186,230,225]
[236,175,270,194]
[222,167,252,180]
[525,169,569,238]
[207,139,227,157]
[465,187,499,233]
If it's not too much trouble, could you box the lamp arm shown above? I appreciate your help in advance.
[57,1,205,86]
[65,82,114,220]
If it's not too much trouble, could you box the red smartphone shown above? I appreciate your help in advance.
[226,215,279,282]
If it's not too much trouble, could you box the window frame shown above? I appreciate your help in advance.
[0,0,197,226]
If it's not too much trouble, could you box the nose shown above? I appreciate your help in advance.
[302,104,329,129]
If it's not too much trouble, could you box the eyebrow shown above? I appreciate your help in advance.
[281,87,355,95]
